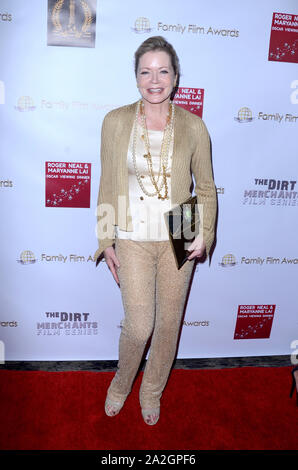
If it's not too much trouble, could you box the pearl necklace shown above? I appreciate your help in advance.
[132,99,175,200]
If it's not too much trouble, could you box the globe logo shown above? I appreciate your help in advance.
[219,254,237,267]
[15,96,36,112]
[131,17,152,33]
[17,250,36,264]
[234,107,254,123]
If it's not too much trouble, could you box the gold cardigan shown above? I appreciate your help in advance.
[94,101,217,265]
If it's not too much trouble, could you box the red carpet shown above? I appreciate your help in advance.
[0,366,297,450]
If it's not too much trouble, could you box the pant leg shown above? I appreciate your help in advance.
[106,238,157,403]
[139,241,195,409]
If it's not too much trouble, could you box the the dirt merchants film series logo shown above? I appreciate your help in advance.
[234,305,275,340]
[37,311,98,336]
[243,178,297,207]
[268,12,298,64]
[47,0,96,48]
[173,87,204,118]
[46,161,91,208]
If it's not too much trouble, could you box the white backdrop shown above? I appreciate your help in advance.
[0,0,297,361]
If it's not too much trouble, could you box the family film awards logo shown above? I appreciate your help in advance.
[131,17,152,33]
[234,107,254,123]
[17,250,37,265]
[235,106,297,124]
[219,254,237,267]
[268,12,298,64]
[15,96,36,112]
[47,0,97,48]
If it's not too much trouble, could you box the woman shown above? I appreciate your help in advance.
[94,36,217,425]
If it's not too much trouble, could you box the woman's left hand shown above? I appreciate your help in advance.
[187,237,206,260]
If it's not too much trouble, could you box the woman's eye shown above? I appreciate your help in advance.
[160,70,169,74]
[140,71,149,75]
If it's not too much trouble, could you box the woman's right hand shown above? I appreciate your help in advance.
[103,246,120,286]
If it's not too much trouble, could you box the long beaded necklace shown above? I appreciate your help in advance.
[131,99,174,200]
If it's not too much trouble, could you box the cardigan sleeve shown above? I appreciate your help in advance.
[190,118,217,259]
[93,113,116,266]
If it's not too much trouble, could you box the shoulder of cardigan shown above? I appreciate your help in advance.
[174,104,207,131]
[103,101,138,123]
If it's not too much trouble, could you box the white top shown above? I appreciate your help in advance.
[115,121,174,241]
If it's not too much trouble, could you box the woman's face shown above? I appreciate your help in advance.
[136,50,176,106]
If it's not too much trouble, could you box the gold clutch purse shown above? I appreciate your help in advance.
[164,195,200,270]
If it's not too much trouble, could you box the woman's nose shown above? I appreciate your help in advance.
[150,71,159,83]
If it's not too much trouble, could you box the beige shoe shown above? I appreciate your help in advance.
[141,407,160,425]
[104,396,126,417]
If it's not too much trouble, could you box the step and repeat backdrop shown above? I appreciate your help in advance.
[0,0,297,361]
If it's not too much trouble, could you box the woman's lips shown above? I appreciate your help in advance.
[147,88,163,94]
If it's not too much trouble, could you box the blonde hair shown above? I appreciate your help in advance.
[134,36,180,96]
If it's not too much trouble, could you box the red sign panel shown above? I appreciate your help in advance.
[173,87,204,117]
[268,12,298,63]
[234,305,275,340]
[45,162,91,208]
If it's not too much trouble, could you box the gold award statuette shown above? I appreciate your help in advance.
[48,0,96,47]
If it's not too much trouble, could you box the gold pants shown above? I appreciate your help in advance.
[106,237,195,409]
